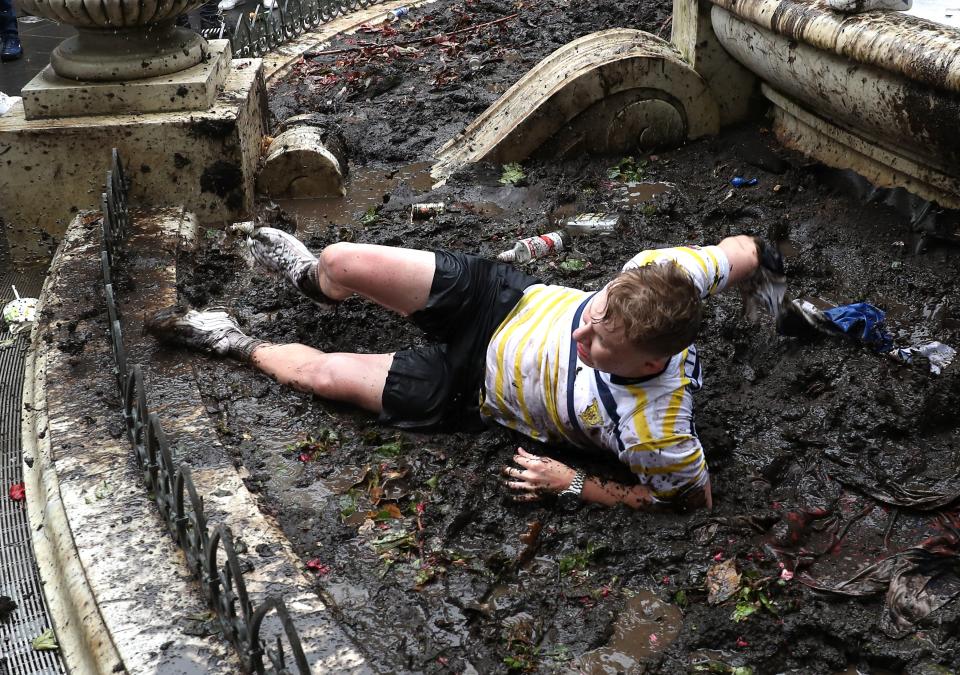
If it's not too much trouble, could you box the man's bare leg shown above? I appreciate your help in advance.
[250,343,393,412]
[315,242,436,316]
[247,228,437,317]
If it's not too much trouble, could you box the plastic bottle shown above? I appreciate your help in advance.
[384,6,409,21]
[563,212,621,237]
[497,230,568,263]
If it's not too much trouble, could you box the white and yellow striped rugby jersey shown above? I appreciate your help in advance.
[479,245,731,499]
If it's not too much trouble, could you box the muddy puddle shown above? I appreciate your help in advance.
[171,0,960,671]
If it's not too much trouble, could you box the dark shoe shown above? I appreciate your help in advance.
[245,227,335,306]
[1,36,23,62]
[146,306,261,359]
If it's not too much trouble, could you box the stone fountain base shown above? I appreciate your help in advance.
[0,41,266,266]
[22,40,230,120]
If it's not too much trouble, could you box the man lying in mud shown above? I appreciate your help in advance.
[148,229,783,512]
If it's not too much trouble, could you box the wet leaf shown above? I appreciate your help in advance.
[706,558,741,604]
[375,440,404,457]
[674,589,688,608]
[731,601,757,622]
[499,162,525,186]
[559,259,586,273]
[306,558,331,575]
[371,504,403,521]
[425,474,440,490]
[8,482,25,501]
[31,628,58,651]
[360,206,379,225]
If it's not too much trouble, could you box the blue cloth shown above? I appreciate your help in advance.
[822,302,894,352]
[0,0,18,38]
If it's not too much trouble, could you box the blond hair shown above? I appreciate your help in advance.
[599,263,702,358]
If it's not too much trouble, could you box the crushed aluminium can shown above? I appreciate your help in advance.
[411,203,446,220]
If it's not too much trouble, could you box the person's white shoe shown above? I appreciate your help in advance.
[217,0,239,10]
[826,0,912,13]
[262,0,278,10]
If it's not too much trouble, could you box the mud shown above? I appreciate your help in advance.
[171,0,960,672]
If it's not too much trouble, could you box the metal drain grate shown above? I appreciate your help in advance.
[0,263,65,675]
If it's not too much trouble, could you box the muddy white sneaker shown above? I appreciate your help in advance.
[262,0,278,10]
[827,0,911,13]
[217,0,239,9]
[246,227,335,307]
[146,306,266,362]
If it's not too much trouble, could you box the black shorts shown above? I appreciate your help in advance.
[379,250,539,429]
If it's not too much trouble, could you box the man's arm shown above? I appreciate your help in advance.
[502,447,711,510]
[717,235,760,285]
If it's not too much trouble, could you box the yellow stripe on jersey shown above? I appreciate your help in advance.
[625,383,655,447]
[491,288,548,429]
[538,295,583,444]
[628,445,703,475]
[661,349,690,438]
[703,247,724,294]
[509,290,574,437]
[654,461,708,498]
[680,247,709,286]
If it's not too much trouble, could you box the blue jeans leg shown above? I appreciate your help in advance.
[0,0,19,38]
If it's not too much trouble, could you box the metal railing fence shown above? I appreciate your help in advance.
[99,149,309,674]
[224,0,384,59]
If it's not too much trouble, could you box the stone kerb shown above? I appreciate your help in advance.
[22,209,239,674]
[23,204,370,672]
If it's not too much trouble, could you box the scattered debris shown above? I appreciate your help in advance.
[306,559,331,575]
[31,628,58,651]
[497,231,568,263]
[0,596,16,620]
[8,483,25,502]
[730,177,758,187]
[499,162,526,186]
[706,558,741,604]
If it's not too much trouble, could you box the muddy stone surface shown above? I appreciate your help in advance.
[173,0,960,672]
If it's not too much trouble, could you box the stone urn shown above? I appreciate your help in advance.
[17,0,208,81]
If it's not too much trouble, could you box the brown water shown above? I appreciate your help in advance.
[275,161,435,234]
[576,589,683,674]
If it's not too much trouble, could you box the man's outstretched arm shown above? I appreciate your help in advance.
[718,234,761,285]
[502,447,712,511]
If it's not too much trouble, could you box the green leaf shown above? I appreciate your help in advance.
[732,668,754,675]
[375,440,404,457]
[499,163,526,186]
[31,628,58,651]
[425,474,439,490]
[731,601,757,623]
[559,259,586,273]
[360,206,378,225]
[758,591,778,615]
[674,589,688,608]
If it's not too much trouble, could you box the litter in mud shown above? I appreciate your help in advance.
[0,596,16,620]
[782,299,956,373]
[8,483,25,502]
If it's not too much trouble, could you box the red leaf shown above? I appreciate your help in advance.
[736,637,749,648]
[713,551,724,562]
[298,452,312,462]
[9,483,25,501]
[306,559,331,575]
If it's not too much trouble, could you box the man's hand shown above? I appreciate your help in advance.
[502,448,575,501]
[752,236,785,276]
[740,237,787,322]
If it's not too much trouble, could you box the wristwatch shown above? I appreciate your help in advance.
[557,469,585,508]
